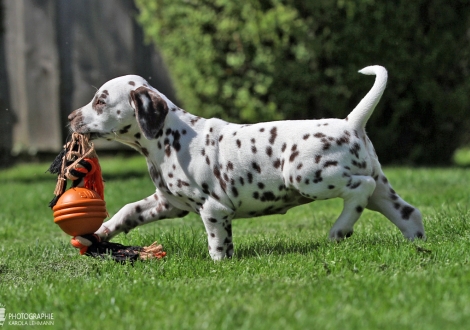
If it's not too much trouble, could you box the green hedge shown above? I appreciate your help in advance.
[135,0,470,165]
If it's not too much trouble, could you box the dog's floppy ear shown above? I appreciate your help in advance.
[130,86,169,139]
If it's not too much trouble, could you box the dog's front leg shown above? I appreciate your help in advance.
[95,190,188,240]
[200,202,234,261]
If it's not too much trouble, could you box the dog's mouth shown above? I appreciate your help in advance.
[68,125,107,141]
[68,120,117,141]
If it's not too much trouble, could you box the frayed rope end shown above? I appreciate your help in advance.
[70,234,166,262]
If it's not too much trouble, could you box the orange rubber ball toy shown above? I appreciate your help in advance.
[52,187,107,236]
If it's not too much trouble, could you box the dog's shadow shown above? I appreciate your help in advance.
[233,239,322,259]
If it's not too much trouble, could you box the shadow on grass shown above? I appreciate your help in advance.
[136,226,324,260]
[234,240,322,259]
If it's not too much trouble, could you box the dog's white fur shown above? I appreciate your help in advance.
[69,66,425,260]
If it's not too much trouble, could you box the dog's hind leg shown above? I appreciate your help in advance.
[327,175,377,240]
[366,171,425,239]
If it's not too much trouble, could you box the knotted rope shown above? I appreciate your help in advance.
[48,133,103,207]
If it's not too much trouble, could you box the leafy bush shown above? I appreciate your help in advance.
[135,0,470,165]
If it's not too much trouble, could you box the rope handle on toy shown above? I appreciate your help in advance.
[48,133,104,207]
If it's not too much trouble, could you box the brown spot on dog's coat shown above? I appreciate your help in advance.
[269,127,277,144]
[266,146,273,157]
[323,160,338,168]
[252,162,261,173]
[401,206,415,220]
[119,124,132,134]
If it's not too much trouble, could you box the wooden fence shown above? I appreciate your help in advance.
[0,0,175,166]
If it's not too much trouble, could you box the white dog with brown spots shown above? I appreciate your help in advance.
[68,65,425,260]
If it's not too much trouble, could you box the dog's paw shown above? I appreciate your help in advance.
[329,229,354,242]
[94,224,112,241]
[405,231,426,241]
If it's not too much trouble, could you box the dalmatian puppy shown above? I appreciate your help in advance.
[68,65,425,260]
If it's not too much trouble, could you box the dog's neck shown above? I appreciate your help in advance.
[112,106,206,161]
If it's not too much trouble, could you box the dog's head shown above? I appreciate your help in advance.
[68,75,172,141]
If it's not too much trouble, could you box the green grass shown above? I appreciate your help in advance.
[1,156,470,329]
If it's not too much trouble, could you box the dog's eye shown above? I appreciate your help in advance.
[96,99,106,106]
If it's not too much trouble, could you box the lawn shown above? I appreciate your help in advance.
[0,156,469,329]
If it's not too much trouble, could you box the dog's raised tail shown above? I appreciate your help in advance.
[347,65,388,128]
